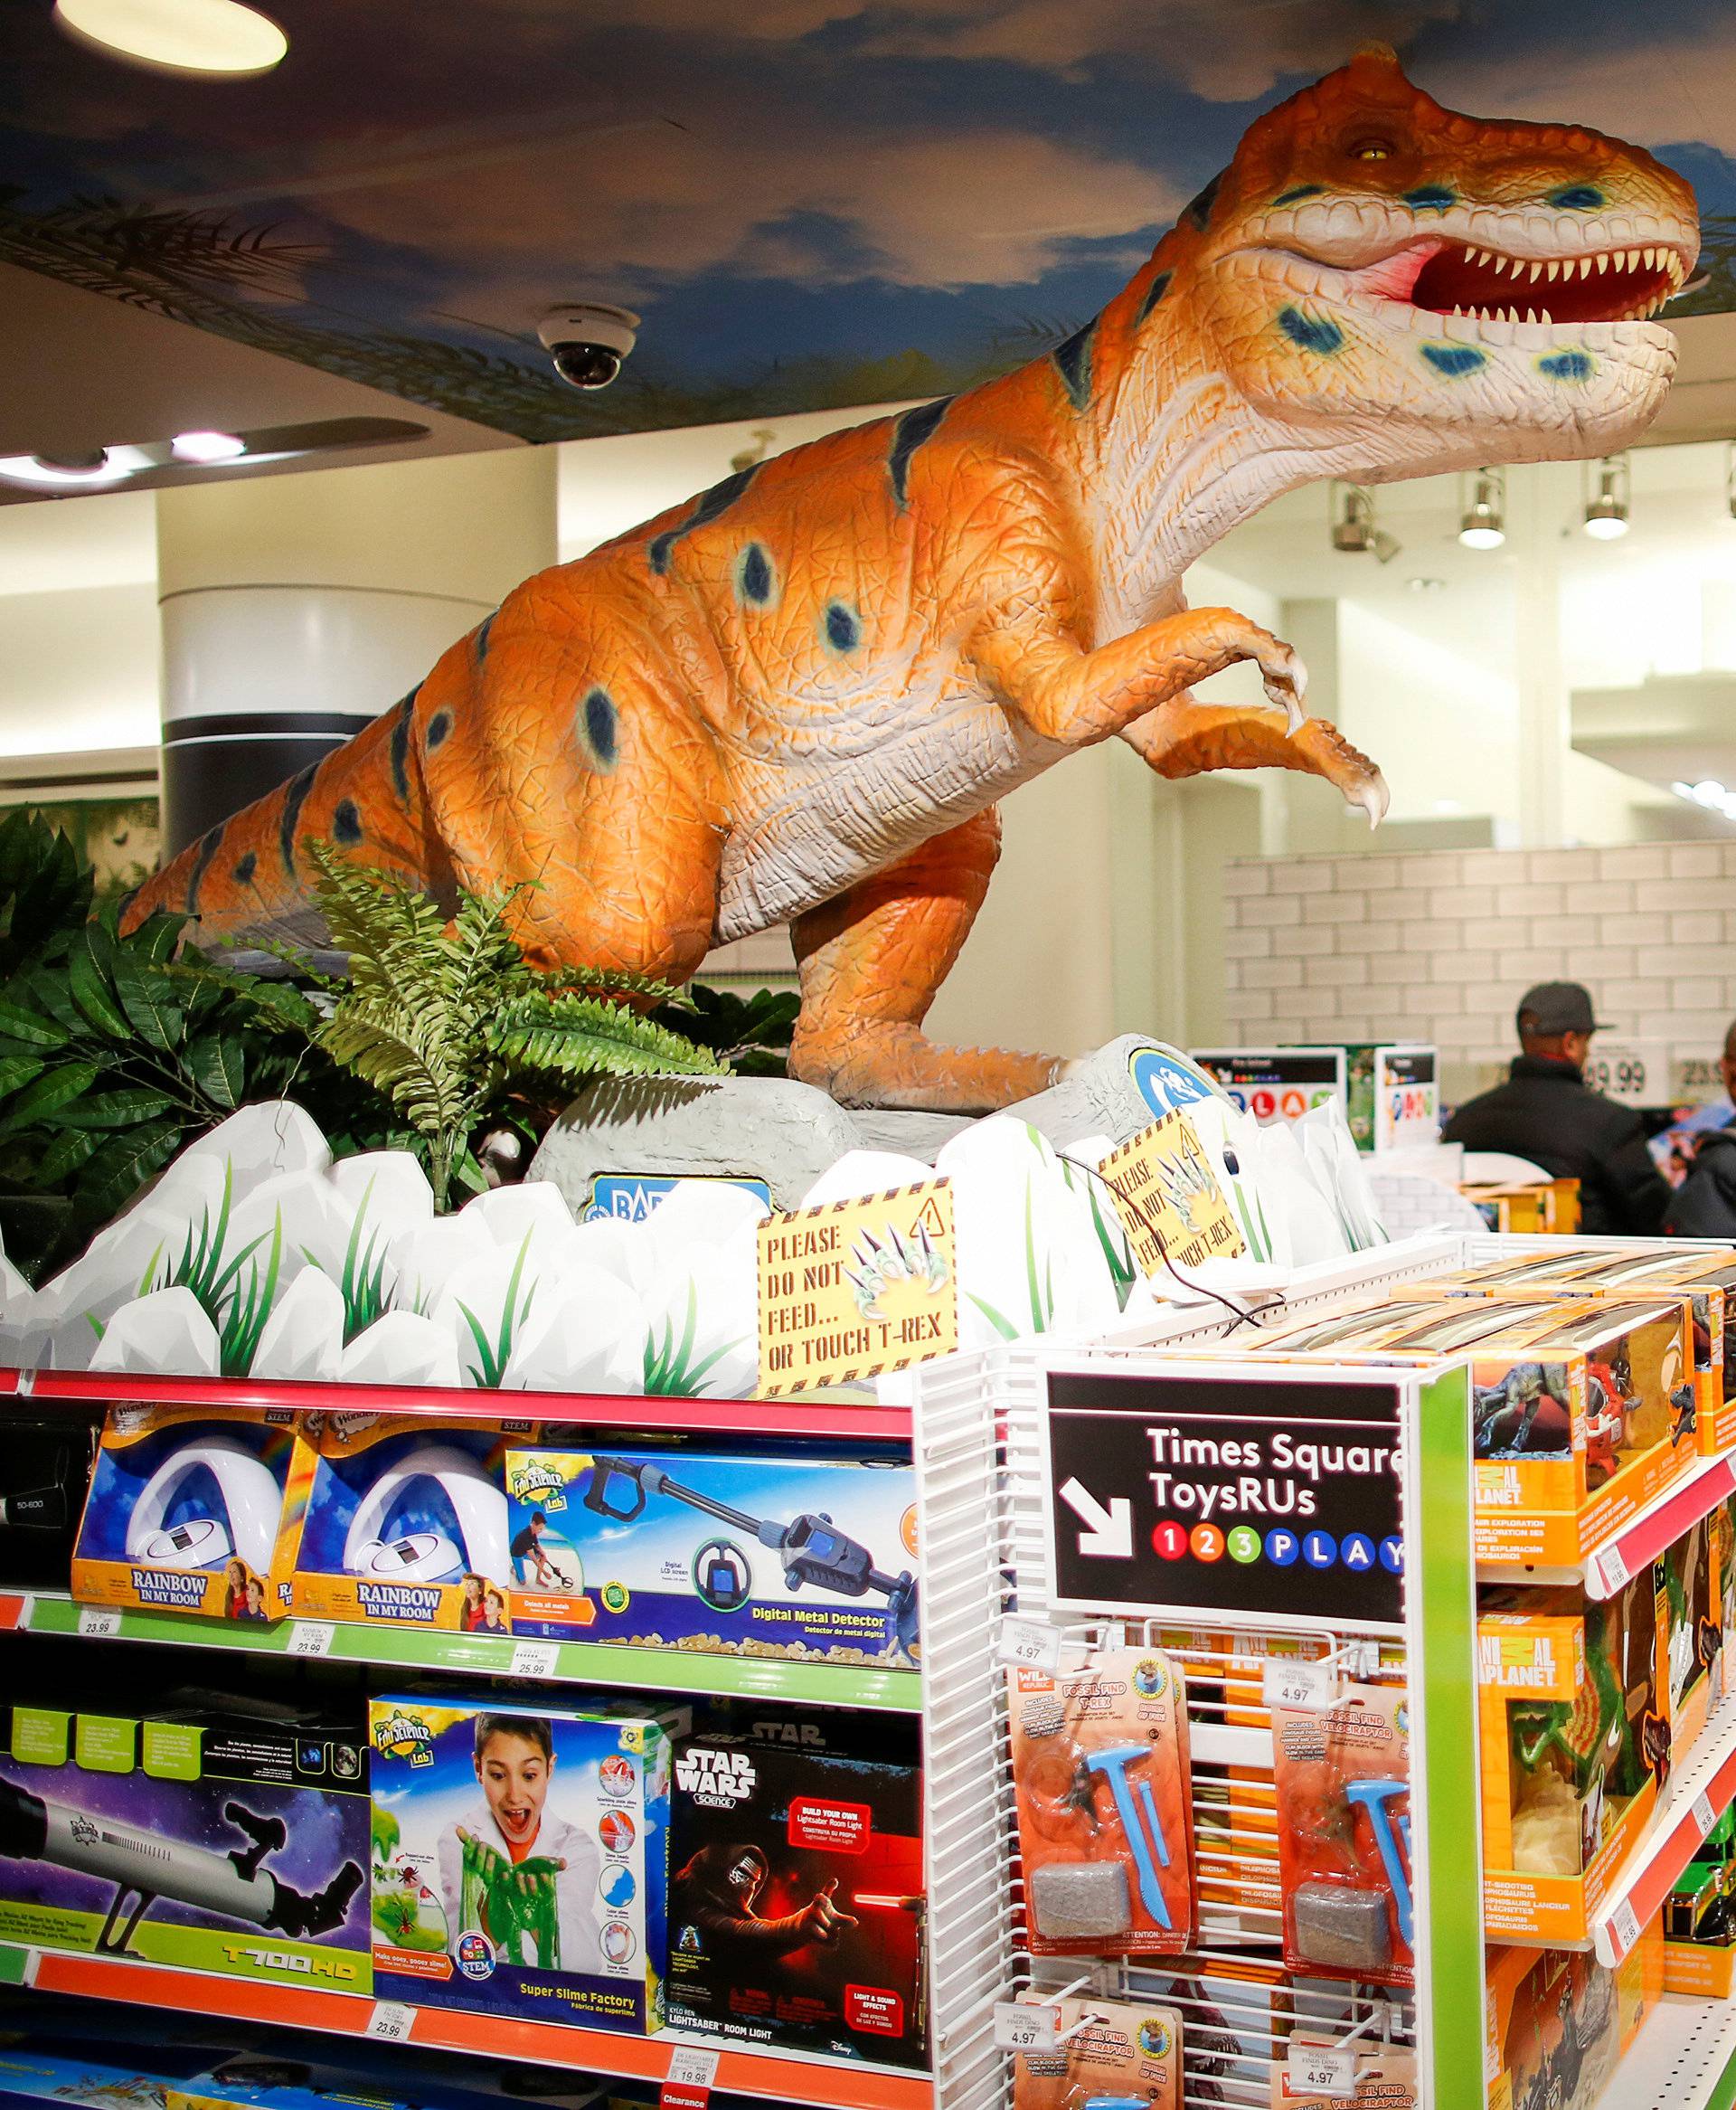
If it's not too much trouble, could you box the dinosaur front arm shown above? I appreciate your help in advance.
[1121,697,1390,824]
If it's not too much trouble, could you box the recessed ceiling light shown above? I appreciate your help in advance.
[0,450,136,487]
[172,430,246,462]
[1407,576,1446,592]
[53,0,288,78]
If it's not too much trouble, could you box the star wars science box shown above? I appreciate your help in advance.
[503,1441,919,1668]
[367,1693,684,2032]
[666,1703,926,2069]
[1194,1292,1695,1565]
[0,1691,369,1992]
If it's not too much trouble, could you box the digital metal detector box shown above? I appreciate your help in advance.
[368,1692,684,2032]
[0,1693,369,1991]
[276,1414,534,1632]
[71,1404,297,1624]
[666,1702,926,2068]
[504,1442,919,1666]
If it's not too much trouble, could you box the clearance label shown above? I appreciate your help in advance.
[1100,1111,1245,1275]
[758,1179,958,1395]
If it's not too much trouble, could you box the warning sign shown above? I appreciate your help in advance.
[758,1178,958,1396]
[1099,1112,1244,1277]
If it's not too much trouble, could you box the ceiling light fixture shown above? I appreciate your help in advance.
[52,0,287,77]
[0,449,139,488]
[171,430,246,463]
[1407,576,1446,592]
[1582,453,1630,540]
[1458,468,1505,550]
[1672,779,1736,822]
[1330,481,1401,563]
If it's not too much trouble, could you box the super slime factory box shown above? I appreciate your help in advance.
[0,1693,370,1992]
[367,1693,684,2032]
[504,1442,919,1667]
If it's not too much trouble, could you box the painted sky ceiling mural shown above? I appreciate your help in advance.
[3,0,1734,445]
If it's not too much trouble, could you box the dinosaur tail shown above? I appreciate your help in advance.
[122,686,454,962]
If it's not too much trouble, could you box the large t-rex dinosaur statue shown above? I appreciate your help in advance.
[127,44,1696,1112]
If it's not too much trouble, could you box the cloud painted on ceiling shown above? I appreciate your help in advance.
[2,0,1732,441]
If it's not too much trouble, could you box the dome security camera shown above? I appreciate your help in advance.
[537,302,640,390]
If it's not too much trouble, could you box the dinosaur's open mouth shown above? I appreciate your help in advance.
[1407,241,1686,324]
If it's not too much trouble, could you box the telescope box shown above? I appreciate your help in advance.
[0,1692,370,1991]
[503,1441,918,1668]
[368,1692,684,2033]
[275,1413,533,1632]
[71,1403,297,1623]
[665,1701,926,2069]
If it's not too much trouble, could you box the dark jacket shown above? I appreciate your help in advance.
[1443,1055,1670,1237]
[1665,1128,1736,1240]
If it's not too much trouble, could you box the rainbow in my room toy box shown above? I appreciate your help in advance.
[368,1693,684,2031]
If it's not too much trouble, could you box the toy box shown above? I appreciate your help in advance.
[0,1693,369,1991]
[277,1415,533,1632]
[1477,1576,1665,1944]
[1010,1993,1182,2108]
[665,1703,926,2069]
[1203,1292,1696,1564]
[1484,1925,1662,2110]
[1659,1514,1721,1765]
[71,1404,297,1623]
[368,1692,681,2032]
[505,1442,919,1667]
[1410,1240,1736,1452]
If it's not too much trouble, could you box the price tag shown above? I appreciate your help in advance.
[287,1622,335,1659]
[999,1619,1061,1673]
[509,1639,561,1679]
[1609,1898,1641,1959]
[76,1606,121,1640]
[993,2001,1058,2052]
[365,2000,415,2041]
[664,2048,720,2087]
[1287,2044,1358,2096]
[1693,1791,1716,1839]
[1598,1543,1630,1593]
[1264,1658,1335,1711]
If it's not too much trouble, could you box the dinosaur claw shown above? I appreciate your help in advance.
[1355,771,1391,828]
[1284,691,1307,736]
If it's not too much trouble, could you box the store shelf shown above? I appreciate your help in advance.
[1590,1690,1736,1966]
[1618,1993,1736,2110]
[6,1944,933,2108]
[11,1367,910,1443]
[1477,1446,1736,1599]
[0,1588,921,1710]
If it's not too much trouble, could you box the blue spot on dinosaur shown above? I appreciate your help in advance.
[1549,185,1606,210]
[474,611,495,661]
[1184,171,1223,231]
[580,686,618,770]
[889,397,952,507]
[333,800,363,846]
[278,763,317,876]
[1273,184,1324,207]
[1136,270,1173,328]
[427,709,451,751]
[1539,351,1595,382]
[1277,306,1344,355]
[648,466,760,576]
[824,601,861,653]
[185,826,222,913]
[232,852,256,887]
[736,542,775,605]
[1051,319,1096,412]
[389,687,420,801]
[1402,185,1457,211]
[1420,342,1486,376]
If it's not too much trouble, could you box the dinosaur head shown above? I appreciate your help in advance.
[1152,44,1698,478]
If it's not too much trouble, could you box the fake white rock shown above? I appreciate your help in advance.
[227,1169,351,1289]
[798,1150,937,1209]
[1241,1118,1350,1267]
[179,1100,331,1193]
[641,1178,769,1273]
[90,1287,221,1378]
[458,1180,577,1251]
[0,1262,44,1370]
[641,1229,760,1398]
[385,1213,496,1317]
[338,1310,462,1389]
[501,1261,650,1395]
[426,1230,585,1387]
[1297,1103,1388,1253]
[249,1265,347,1382]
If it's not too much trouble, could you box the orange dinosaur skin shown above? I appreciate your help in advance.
[127,47,1696,1112]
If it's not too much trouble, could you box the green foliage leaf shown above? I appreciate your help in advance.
[0,999,68,1050]
[109,949,184,1052]
[37,1126,101,1184]
[0,1054,45,1099]
[58,1087,177,1128]
[1,1061,101,1134]
[77,1121,184,1225]
[65,930,132,1039]
[186,1033,247,1110]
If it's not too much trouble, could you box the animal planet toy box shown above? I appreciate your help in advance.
[0,1694,369,1990]
[504,1442,919,1667]
[368,1693,682,2032]
[1209,1292,1695,1565]
[276,1414,532,1632]
[1484,1928,1663,2110]
[1409,1240,1736,1452]
[71,1403,296,1622]
[1477,1578,1666,1944]
[665,1703,926,2069]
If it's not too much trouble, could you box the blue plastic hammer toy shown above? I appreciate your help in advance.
[1345,1778,1412,1946]
[1085,1743,1170,1928]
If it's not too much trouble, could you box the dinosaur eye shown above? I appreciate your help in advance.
[1349,137,1395,160]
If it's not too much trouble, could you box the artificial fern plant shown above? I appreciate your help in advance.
[300,842,728,1208]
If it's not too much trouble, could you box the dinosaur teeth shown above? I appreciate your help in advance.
[1645,246,1657,270]
[1529,260,1543,282]
[1545,260,1558,281]
[1596,253,1609,273]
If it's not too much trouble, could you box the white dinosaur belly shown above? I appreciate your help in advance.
[714,701,1064,941]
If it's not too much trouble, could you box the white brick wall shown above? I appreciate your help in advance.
[1219,841,1736,1103]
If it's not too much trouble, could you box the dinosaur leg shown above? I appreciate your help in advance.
[788,810,1060,1112]
[1121,697,1390,823]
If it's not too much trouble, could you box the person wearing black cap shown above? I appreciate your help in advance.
[1442,982,1670,1236]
